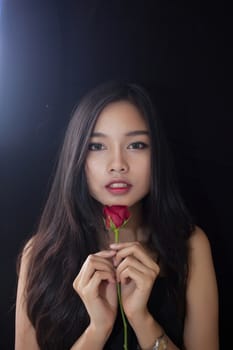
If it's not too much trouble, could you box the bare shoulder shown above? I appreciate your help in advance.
[23,236,35,254]
[15,236,39,350]
[188,226,213,261]
[19,237,35,269]
[17,237,35,299]
[184,226,219,350]
[186,225,216,279]
[189,225,210,247]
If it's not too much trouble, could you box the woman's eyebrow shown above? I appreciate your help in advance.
[91,130,149,137]
[125,130,149,136]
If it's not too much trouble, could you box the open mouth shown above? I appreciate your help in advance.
[109,183,129,188]
[106,181,132,194]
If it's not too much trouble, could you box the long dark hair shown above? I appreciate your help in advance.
[20,81,194,349]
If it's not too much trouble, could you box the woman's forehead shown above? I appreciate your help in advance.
[92,101,148,133]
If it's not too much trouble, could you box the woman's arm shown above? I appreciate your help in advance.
[15,244,40,350]
[15,246,115,350]
[70,324,112,350]
[183,226,219,350]
[71,250,118,350]
[132,227,219,350]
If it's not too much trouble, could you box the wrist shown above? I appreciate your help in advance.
[70,323,112,350]
[129,312,164,350]
[88,322,113,343]
[127,310,155,330]
[127,307,147,324]
[137,333,168,350]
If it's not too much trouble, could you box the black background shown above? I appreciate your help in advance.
[0,1,232,349]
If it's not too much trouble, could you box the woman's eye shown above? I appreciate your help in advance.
[88,143,105,151]
[128,142,148,149]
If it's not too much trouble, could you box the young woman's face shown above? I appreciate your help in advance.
[85,101,151,208]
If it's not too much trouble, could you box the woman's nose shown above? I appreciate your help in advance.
[108,150,129,173]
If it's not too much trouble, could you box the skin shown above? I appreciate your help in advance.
[15,101,219,350]
[85,101,151,210]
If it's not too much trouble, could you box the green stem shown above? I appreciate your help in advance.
[114,227,119,244]
[114,228,128,350]
[117,282,128,350]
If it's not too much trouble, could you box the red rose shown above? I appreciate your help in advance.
[103,205,130,229]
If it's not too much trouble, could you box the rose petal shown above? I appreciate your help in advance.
[103,205,130,229]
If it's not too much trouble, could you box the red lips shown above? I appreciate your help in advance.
[105,180,132,195]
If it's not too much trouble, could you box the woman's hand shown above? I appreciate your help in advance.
[73,250,118,335]
[111,242,160,324]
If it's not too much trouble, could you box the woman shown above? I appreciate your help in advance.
[15,81,218,350]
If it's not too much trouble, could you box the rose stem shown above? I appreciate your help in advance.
[114,227,128,350]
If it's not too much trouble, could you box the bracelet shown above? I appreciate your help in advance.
[137,333,168,350]
[153,333,168,350]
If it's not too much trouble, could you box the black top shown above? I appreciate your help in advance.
[104,276,185,349]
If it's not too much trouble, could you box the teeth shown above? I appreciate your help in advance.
[109,183,128,188]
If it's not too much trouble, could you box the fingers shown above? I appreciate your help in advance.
[110,242,159,272]
[110,242,160,287]
[116,256,159,288]
[87,270,116,291]
[118,265,145,287]
[116,255,151,281]
[73,250,116,294]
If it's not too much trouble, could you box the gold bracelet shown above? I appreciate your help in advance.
[153,333,168,350]
[138,333,168,350]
